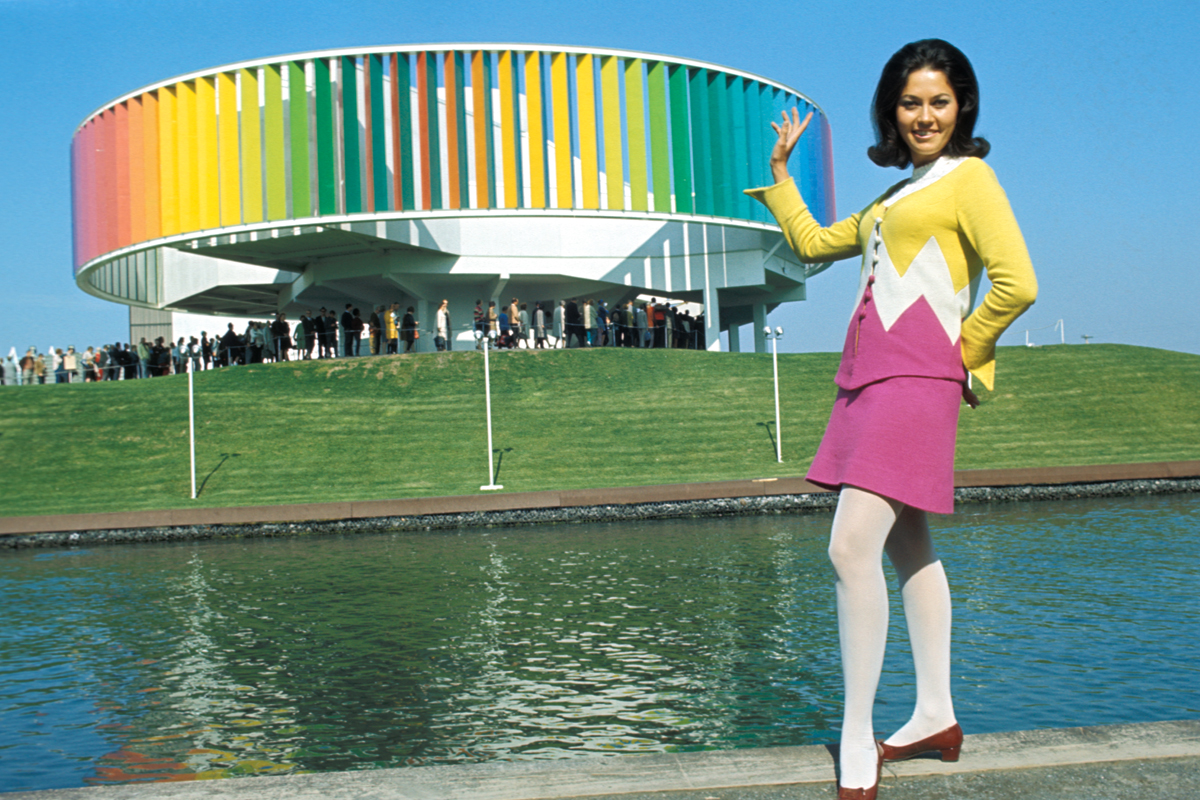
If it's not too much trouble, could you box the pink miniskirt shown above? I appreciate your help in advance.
[805,376,963,514]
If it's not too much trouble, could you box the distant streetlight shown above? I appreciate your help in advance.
[765,326,784,463]
[481,330,503,491]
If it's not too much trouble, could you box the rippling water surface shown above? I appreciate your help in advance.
[2,494,1197,790]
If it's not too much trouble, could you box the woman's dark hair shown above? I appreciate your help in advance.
[867,39,989,169]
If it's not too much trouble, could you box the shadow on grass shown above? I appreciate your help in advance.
[756,421,778,455]
[493,448,513,483]
[197,453,240,497]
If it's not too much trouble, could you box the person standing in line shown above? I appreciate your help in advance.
[436,299,452,351]
[386,303,400,354]
[553,301,565,348]
[272,313,292,361]
[368,305,383,355]
[351,309,365,355]
[519,303,531,348]
[473,299,486,348]
[341,304,355,357]
[610,303,626,347]
[324,309,339,357]
[62,346,78,382]
[136,338,150,376]
[747,39,1037,799]
[534,302,548,349]
[634,302,647,347]
[508,297,520,330]
[200,332,213,369]
[564,298,583,348]
[401,306,417,353]
[313,308,328,357]
[486,301,498,345]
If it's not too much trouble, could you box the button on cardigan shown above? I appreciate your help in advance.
[745,156,1037,391]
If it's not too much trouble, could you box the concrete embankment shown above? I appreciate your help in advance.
[2,461,1198,549]
[5,720,1198,799]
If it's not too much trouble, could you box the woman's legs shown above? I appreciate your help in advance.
[883,506,957,747]
[828,486,900,789]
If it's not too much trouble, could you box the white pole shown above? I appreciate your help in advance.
[772,335,782,463]
[481,337,503,490]
[188,358,197,499]
[1060,319,1065,345]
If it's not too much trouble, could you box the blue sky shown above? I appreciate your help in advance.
[1,0,1195,356]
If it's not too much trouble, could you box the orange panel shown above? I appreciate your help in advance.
[444,51,461,209]
[127,98,146,244]
[142,91,161,240]
[114,102,131,248]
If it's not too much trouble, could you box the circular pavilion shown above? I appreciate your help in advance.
[71,44,835,351]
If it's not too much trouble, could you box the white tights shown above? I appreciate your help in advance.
[827,486,957,789]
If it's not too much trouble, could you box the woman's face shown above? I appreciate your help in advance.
[895,68,958,167]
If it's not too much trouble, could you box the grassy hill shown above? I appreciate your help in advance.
[1,344,1197,518]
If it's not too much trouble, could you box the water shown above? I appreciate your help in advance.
[1,494,1197,791]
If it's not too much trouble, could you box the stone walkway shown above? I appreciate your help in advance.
[6,720,1198,799]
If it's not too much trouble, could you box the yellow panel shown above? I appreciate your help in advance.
[625,58,648,212]
[177,80,199,233]
[218,72,241,226]
[157,85,180,236]
[550,52,572,209]
[575,54,599,209]
[142,91,161,240]
[499,50,518,209]
[197,76,220,230]
[240,68,263,224]
[524,52,545,209]
[601,56,623,210]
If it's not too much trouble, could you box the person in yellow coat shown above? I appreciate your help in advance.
[746,39,1037,799]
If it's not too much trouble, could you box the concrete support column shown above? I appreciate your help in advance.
[753,304,768,353]
[728,324,741,353]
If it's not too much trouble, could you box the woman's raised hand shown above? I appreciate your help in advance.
[769,108,813,184]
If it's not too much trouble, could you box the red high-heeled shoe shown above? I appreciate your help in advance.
[880,723,962,763]
[837,742,884,800]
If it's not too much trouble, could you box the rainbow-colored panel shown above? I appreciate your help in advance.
[71,45,835,275]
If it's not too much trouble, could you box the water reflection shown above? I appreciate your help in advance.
[1,494,1197,791]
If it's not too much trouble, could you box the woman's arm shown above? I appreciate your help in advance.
[746,108,863,263]
[956,160,1038,390]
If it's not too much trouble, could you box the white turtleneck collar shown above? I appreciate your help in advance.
[883,155,967,207]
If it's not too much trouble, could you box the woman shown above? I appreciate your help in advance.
[747,40,1036,799]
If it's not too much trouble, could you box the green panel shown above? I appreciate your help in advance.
[453,51,469,204]
[707,70,730,218]
[759,84,777,223]
[667,64,692,214]
[315,58,337,214]
[647,61,671,213]
[483,52,496,209]
[369,54,388,211]
[289,61,311,218]
[625,58,648,212]
[425,51,442,209]
[509,52,524,208]
[264,64,287,220]
[396,54,414,210]
[731,77,753,221]
[688,68,712,216]
[341,56,362,214]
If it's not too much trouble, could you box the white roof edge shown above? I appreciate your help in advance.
[75,43,824,133]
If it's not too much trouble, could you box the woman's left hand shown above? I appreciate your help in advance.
[962,384,980,409]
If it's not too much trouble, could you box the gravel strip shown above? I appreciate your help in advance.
[3,478,1197,550]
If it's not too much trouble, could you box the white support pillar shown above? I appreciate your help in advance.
[728,324,741,353]
[753,304,768,353]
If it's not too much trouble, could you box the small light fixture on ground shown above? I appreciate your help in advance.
[765,326,784,463]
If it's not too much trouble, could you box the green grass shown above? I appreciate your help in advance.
[1,344,1197,518]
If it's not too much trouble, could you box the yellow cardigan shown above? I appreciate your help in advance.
[746,157,1036,390]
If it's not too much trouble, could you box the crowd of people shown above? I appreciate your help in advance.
[1,296,707,385]
[474,297,706,351]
